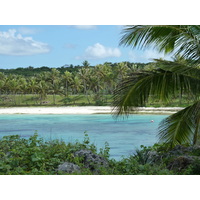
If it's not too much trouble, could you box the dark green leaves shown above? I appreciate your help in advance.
[120,25,200,63]
[113,60,200,117]
[159,101,200,147]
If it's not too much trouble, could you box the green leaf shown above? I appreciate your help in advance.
[158,100,200,147]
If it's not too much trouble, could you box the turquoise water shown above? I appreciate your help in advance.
[0,114,168,160]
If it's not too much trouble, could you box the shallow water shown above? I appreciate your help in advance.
[0,114,168,160]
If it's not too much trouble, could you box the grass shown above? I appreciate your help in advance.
[0,94,195,107]
[0,94,113,107]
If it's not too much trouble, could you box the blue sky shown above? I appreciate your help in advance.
[0,25,172,69]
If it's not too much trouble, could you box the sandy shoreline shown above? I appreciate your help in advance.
[0,106,184,115]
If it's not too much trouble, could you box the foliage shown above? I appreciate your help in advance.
[0,60,196,107]
[120,25,200,63]
[0,133,110,175]
[1,133,198,175]
[0,62,152,107]
[184,158,200,175]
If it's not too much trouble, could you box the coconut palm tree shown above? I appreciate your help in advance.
[27,77,39,104]
[47,68,60,105]
[7,78,20,105]
[18,77,28,105]
[62,71,73,97]
[113,25,200,148]
[82,60,90,68]
[116,62,129,81]
[37,80,49,104]
[71,75,83,94]
[78,67,92,104]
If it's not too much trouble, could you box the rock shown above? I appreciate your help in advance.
[168,145,192,156]
[74,150,108,171]
[167,156,200,171]
[147,150,161,163]
[57,162,81,174]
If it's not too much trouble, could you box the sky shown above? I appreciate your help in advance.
[0,25,172,69]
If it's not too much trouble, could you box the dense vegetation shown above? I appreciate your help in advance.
[0,61,151,106]
[0,61,195,107]
[0,133,200,175]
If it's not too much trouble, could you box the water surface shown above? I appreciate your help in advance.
[0,114,168,160]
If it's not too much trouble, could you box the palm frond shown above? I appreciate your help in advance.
[155,59,200,98]
[158,101,200,148]
[120,25,200,63]
[154,59,200,78]
[112,63,200,117]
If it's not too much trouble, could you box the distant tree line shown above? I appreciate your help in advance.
[0,61,148,77]
[0,61,151,105]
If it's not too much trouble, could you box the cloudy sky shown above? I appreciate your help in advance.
[0,25,172,69]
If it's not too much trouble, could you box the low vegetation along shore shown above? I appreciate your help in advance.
[1,133,200,175]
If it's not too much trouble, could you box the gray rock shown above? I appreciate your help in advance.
[147,150,161,163]
[168,145,191,156]
[74,149,108,171]
[57,162,81,174]
[167,156,200,171]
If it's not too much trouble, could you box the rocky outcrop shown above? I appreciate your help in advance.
[74,149,108,171]
[167,145,194,156]
[167,156,200,171]
[57,150,109,174]
[141,145,200,172]
[57,162,81,174]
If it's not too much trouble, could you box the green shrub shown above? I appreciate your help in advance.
[0,133,190,175]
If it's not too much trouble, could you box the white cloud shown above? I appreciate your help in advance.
[72,25,97,30]
[77,43,121,60]
[0,29,50,56]
[128,49,173,63]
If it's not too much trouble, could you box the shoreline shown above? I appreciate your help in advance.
[0,106,184,115]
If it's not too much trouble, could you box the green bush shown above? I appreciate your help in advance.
[0,133,110,175]
[0,133,193,175]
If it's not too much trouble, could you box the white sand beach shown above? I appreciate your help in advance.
[0,106,184,115]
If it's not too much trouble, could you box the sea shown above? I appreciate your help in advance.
[0,114,168,160]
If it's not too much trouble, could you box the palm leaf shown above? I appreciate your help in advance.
[120,25,200,63]
[112,62,200,117]
[158,101,200,147]
[155,59,200,99]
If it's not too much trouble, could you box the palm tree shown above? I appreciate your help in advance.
[82,60,90,68]
[18,77,28,105]
[49,79,63,105]
[62,71,73,97]
[78,68,90,95]
[37,80,49,104]
[116,62,129,81]
[71,75,83,95]
[27,77,39,104]
[113,25,200,148]
[47,68,60,105]
[7,78,20,105]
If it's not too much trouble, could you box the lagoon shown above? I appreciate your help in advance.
[0,114,168,160]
